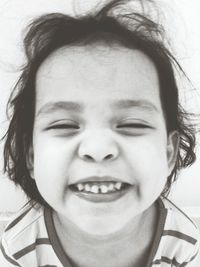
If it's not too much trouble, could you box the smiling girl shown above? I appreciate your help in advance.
[0,0,199,266]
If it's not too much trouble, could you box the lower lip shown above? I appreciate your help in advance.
[70,185,132,203]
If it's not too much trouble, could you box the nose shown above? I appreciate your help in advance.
[78,130,119,163]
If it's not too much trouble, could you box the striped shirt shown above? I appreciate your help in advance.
[0,196,199,267]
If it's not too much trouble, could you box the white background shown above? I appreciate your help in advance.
[0,0,200,212]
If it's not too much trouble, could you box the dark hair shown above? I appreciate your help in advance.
[2,0,196,206]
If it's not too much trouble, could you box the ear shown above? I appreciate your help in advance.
[167,131,180,175]
[26,145,34,180]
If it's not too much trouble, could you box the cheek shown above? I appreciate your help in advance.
[126,140,169,205]
[32,138,75,187]
[126,138,169,185]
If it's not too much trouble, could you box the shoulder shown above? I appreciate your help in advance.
[1,202,48,263]
[158,196,200,264]
[2,201,46,241]
[160,196,199,238]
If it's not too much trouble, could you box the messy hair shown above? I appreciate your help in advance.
[2,0,196,206]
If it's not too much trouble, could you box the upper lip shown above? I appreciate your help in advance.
[70,176,130,185]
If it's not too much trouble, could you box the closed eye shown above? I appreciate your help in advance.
[116,123,154,136]
[47,124,80,130]
[116,123,151,129]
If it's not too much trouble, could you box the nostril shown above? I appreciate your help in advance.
[82,154,114,161]
[104,154,113,160]
[84,154,94,161]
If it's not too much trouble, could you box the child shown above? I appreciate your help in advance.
[0,0,199,266]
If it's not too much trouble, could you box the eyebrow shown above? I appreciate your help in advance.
[36,101,83,116]
[113,99,158,111]
[36,99,158,117]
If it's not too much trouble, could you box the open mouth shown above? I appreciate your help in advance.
[68,176,132,202]
[69,181,130,194]
[68,180,132,203]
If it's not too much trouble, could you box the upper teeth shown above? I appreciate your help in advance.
[75,182,123,194]
[91,185,99,193]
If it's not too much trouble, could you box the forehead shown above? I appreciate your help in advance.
[35,44,162,114]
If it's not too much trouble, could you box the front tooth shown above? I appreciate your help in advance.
[84,184,91,192]
[77,183,84,191]
[100,185,108,193]
[108,183,115,191]
[90,185,99,193]
[115,182,122,190]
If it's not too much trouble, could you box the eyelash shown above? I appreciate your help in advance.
[47,123,150,131]
[116,123,150,129]
[47,124,80,130]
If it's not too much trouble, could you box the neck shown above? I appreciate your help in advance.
[53,203,158,267]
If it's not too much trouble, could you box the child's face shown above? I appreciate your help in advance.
[29,45,178,235]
